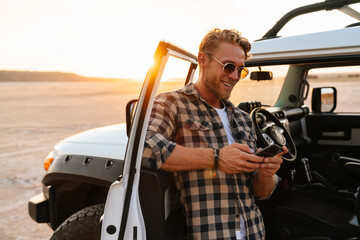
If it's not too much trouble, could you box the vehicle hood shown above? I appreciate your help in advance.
[53,123,128,160]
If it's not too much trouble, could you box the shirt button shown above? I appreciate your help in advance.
[235,214,240,218]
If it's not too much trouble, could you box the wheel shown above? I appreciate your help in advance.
[250,108,297,161]
[50,204,104,240]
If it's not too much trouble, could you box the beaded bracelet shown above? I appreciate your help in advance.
[213,148,220,169]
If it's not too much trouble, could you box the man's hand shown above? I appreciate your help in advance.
[218,144,287,175]
[256,146,287,177]
[252,146,287,199]
[218,143,264,174]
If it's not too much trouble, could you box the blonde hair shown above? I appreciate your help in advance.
[199,28,251,59]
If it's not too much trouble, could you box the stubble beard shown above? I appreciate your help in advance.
[204,71,232,100]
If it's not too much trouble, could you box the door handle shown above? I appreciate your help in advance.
[322,131,345,137]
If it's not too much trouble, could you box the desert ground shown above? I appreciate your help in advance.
[0,80,141,240]
[0,75,358,239]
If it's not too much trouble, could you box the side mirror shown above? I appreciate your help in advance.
[126,99,138,137]
[250,71,273,81]
[311,87,337,113]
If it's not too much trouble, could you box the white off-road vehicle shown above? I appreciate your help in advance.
[29,1,360,239]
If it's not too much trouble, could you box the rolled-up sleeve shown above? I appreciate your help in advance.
[251,173,281,201]
[142,95,177,169]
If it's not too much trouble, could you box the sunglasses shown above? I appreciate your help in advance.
[207,54,249,79]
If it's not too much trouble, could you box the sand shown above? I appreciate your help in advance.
[0,81,141,240]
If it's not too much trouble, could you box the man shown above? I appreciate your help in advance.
[143,28,287,240]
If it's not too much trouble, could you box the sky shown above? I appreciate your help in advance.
[0,0,359,79]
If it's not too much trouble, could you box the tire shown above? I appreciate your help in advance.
[50,204,104,240]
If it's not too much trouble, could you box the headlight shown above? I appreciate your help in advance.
[43,151,54,171]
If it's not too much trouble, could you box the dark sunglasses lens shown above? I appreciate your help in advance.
[223,63,236,75]
[223,62,249,79]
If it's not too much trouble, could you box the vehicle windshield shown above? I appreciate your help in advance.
[229,65,289,107]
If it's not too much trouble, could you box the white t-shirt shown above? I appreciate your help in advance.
[214,106,246,240]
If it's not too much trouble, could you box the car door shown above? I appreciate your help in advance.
[304,65,360,188]
[101,41,197,240]
[306,66,360,157]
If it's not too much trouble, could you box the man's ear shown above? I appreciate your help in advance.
[198,52,208,66]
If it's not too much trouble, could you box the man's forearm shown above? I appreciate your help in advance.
[252,171,277,199]
[160,145,215,171]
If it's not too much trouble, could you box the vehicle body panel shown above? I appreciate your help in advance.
[248,27,360,66]
[55,124,128,160]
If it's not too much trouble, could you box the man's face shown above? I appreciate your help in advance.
[203,42,246,100]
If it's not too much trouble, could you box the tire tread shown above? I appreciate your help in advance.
[50,204,104,240]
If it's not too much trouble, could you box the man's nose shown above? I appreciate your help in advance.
[229,69,240,80]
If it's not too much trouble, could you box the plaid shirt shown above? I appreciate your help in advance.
[143,82,265,240]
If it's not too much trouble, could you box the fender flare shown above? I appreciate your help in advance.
[43,154,123,187]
